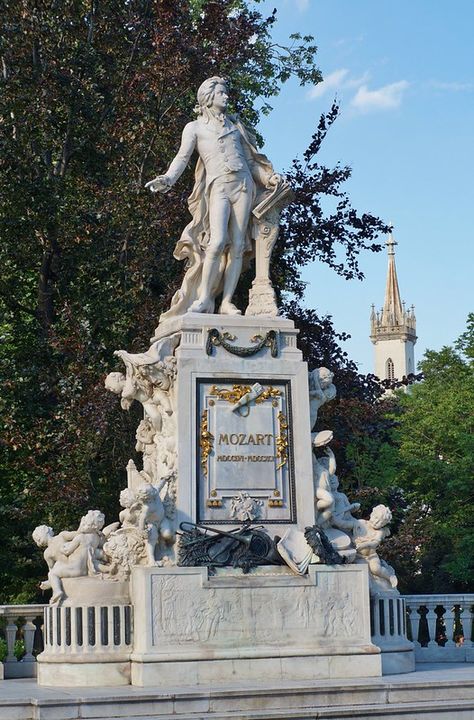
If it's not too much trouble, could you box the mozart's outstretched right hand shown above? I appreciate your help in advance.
[145,175,172,194]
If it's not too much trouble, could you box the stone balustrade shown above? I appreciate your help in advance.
[404,594,474,662]
[43,603,132,656]
[370,593,414,674]
[1,594,473,680]
[0,604,46,679]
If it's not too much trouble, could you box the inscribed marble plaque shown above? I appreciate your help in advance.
[196,378,296,524]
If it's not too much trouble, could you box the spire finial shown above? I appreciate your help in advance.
[386,223,397,256]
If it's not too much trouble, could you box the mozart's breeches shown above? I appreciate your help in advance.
[207,171,254,259]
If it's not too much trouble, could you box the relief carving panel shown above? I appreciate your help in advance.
[150,569,365,651]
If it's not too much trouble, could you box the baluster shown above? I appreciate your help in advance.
[403,600,410,638]
[5,618,18,663]
[410,603,422,647]
[462,602,473,648]
[21,619,36,662]
[425,601,438,648]
[400,599,408,638]
[405,604,412,641]
[70,606,79,654]
[107,605,114,648]
[43,609,49,650]
[60,607,68,654]
[97,606,104,647]
[51,606,58,650]
[443,603,456,648]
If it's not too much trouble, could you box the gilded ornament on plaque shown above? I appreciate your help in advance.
[200,410,214,478]
[206,498,223,508]
[209,384,251,404]
[268,498,284,507]
[209,384,281,405]
[276,411,289,470]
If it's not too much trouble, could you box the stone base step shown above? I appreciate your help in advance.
[0,664,472,720]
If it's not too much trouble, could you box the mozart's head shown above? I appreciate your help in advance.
[196,77,228,116]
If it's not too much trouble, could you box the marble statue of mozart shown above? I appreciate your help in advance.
[146,76,283,319]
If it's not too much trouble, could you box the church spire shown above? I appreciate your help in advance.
[370,227,417,384]
[381,229,404,327]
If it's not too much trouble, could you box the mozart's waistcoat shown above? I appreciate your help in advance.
[196,123,250,188]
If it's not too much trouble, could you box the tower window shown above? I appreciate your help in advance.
[386,358,395,381]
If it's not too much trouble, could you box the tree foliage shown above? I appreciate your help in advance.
[0,0,387,601]
[345,315,474,592]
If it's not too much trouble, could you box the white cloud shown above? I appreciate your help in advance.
[345,71,370,88]
[350,81,409,112]
[307,68,370,100]
[307,69,349,99]
[306,67,408,114]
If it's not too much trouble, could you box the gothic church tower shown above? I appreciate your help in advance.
[370,230,417,382]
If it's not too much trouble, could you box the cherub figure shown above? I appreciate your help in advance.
[118,488,141,528]
[312,447,336,527]
[329,471,361,532]
[135,417,156,448]
[313,444,360,531]
[33,510,114,605]
[102,477,174,577]
[135,418,157,479]
[351,505,398,589]
[308,367,337,431]
[32,525,77,599]
[135,478,174,564]
[105,333,179,431]
[105,370,165,431]
[61,510,106,570]
[229,491,263,522]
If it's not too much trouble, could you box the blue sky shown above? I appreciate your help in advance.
[255,0,474,374]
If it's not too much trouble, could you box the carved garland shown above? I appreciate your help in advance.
[206,329,279,358]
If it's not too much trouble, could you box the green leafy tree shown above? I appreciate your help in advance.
[0,0,386,601]
[346,314,474,592]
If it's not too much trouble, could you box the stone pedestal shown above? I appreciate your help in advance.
[35,312,415,691]
[37,579,132,687]
[157,312,315,539]
[130,563,382,686]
